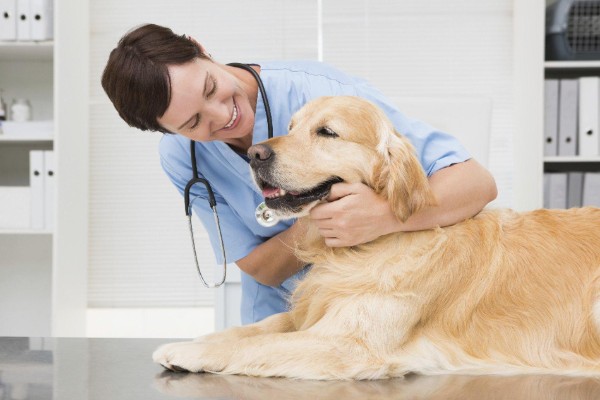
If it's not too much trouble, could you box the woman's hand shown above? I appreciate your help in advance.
[308,182,398,247]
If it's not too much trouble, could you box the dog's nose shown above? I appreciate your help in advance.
[248,144,273,162]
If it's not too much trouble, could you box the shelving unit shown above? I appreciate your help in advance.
[0,37,54,335]
[0,0,89,337]
[543,3,600,208]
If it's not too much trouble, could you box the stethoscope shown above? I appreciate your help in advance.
[184,62,280,288]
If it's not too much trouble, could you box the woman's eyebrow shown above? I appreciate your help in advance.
[177,72,210,130]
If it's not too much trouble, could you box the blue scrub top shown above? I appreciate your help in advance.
[159,60,470,325]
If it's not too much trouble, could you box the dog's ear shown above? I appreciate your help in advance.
[372,130,437,222]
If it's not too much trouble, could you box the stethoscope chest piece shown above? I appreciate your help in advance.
[255,201,279,227]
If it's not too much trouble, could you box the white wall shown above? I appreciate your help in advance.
[88,0,319,311]
[321,0,514,207]
[88,0,516,320]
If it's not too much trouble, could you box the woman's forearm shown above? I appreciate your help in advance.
[395,159,497,232]
[235,220,307,287]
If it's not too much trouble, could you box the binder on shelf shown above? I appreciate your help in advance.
[578,77,600,157]
[0,0,17,41]
[30,0,52,40]
[583,172,600,207]
[29,149,44,229]
[43,150,54,229]
[567,172,584,208]
[544,79,559,156]
[15,0,30,40]
[558,79,578,156]
[544,172,568,209]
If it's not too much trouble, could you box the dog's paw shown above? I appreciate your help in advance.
[152,341,213,373]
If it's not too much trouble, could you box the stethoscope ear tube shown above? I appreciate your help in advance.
[187,196,227,288]
[184,176,217,215]
[224,64,279,227]
[185,62,276,287]
[187,140,217,213]
[227,63,273,140]
[187,141,223,288]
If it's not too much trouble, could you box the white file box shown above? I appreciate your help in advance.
[16,0,30,40]
[43,150,54,229]
[578,77,600,157]
[29,150,44,229]
[0,0,17,40]
[0,186,30,229]
[30,0,52,40]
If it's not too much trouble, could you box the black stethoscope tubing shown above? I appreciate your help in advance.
[183,62,274,288]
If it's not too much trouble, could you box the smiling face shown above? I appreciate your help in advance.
[157,59,257,150]
[248,96,434,221]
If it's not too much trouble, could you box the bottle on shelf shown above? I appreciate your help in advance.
[10,98,32,122]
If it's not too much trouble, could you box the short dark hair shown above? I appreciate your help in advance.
[101,23,210,133]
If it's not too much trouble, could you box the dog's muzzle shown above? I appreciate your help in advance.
[248,144,343,214]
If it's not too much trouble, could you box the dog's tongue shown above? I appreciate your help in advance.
[262,187,280,198]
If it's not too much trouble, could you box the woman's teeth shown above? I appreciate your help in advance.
[224,104,238,129]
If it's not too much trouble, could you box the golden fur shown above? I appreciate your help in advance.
[153,96,600,380]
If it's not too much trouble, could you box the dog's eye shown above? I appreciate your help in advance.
[316,126,338,138]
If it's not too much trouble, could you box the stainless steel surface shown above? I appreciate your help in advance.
[1,336,600,399]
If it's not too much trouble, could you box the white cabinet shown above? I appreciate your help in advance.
[0,0,89,337]
[0,42,54,336]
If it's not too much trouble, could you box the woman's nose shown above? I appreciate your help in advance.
[203,102,231,133]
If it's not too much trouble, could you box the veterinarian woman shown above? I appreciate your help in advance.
[101,23,497,325]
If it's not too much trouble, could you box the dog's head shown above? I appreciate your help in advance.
[248,96,436,223]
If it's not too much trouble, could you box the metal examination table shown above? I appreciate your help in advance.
[1,336,599,399]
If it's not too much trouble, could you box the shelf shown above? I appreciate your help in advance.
[0,134,53,142]
[544,157,600,172]
[544,156,600,163]
[0,41,53,62]
[0,229,52,235]
[545,61,600,70]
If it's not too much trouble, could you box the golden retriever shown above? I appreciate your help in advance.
[153,96,600,380]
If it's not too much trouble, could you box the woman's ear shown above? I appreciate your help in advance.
[373,131,437,222]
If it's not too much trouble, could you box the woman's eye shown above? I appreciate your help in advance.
[189,114,200,130]
[207,78,217,98]
[316,126,338,138]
